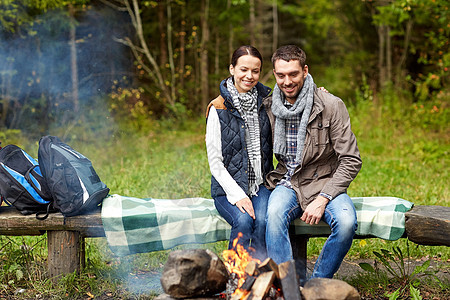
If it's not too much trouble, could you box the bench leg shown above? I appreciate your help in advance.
[290,235,308,282]
[47,230,83,280]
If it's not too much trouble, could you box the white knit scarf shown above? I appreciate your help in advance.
[226,77,262,196]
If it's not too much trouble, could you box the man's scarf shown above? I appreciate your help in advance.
[226,77,262,196]
[271,73,314,163]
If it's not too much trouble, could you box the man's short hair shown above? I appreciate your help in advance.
[271,45,306,68]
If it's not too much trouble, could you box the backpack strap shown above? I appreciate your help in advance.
[25,165,51,201]
[35,203,53,220]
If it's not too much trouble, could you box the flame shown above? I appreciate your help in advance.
[222,232,261,296]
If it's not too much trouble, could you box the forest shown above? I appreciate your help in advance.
[0,0,448,136]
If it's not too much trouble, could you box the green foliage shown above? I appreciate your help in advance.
[357,245,445,299]
[372,0,449,100]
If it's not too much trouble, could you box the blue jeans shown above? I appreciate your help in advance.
[214,185,270,260]
[266,185,357,278]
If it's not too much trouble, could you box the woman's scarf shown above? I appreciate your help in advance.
[226,77,262,196]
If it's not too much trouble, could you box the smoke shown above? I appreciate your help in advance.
[0,4,133,134]
[124,270,164,295]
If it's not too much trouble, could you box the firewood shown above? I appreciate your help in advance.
[258,258,280,288]
[241,275,256,291]
[245,260,259,276]
[279,260,302,300]
[257,258,279,278]
[246,271,275,300]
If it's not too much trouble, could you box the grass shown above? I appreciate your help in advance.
[0,94,449,299]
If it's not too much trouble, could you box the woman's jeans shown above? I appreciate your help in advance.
[214,185,270,260]
[266,185,357,278]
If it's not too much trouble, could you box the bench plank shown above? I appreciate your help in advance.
[0,206,105,237]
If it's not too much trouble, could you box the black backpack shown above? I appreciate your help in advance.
[38,136,109,217]
[0,144,54,217]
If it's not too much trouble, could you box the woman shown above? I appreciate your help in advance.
[205,46,273,259]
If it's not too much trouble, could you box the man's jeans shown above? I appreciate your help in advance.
[266,185,357,278]
[214,185,270,260]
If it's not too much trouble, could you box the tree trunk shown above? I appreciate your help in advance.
[179,3,186,91]
[128,0,173,105]
[215,31,220,77]
[396,19,413,84]
[377,25,386,90]
[158,1,167,67]
[0,61,12,127]
[256,0,264,51]
[227,0,234,62]
[386,26,392,84]
[200,0,210,111]
[272,0,278,54]
[166,0,176,103]
[249,0,256,46]
[69,4,79,114]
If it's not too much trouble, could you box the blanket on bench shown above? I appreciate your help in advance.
[101,195,413,257]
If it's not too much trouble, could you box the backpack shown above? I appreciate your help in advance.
[0,144,54,217]
[38,135,109,217]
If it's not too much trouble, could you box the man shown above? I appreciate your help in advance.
[264,45,362,279]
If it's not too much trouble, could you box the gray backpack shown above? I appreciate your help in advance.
[38,136,109,217]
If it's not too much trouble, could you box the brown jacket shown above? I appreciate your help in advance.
[264,87,362,210]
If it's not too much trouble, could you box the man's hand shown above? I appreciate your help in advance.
[300,195,329,225]
[236,197,255,219]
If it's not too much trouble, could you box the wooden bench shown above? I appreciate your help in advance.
[0,205,448,281]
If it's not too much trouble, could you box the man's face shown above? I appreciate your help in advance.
[273,59,308,104]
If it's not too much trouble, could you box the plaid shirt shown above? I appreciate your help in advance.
[279,100,302,188]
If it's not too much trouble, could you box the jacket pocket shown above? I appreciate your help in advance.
[311,120,330,148]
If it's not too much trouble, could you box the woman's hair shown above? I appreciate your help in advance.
[271,45,306,68]
[230,45,263,71]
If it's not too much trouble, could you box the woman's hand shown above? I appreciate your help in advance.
[318,86,329,93]
[235,197,255,219]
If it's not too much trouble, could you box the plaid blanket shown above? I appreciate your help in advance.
[101,195,413,257]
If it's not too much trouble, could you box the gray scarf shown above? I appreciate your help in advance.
[226,78,262,196]
[271,73,314,163]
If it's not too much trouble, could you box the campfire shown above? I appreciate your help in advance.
[158,234,303,300]
[157,234,360,300]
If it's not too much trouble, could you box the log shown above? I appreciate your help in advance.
[258,257,280,288]
[247,271,275,300]
[279,260,302,300]
[405,205,450,246]
[258,258,279,278]
[245,260,258,276]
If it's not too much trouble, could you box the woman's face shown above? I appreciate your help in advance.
[229,55,261,93]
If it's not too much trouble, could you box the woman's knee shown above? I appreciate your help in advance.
[233,213,254,231]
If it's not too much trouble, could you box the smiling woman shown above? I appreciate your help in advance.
[229,53,262,93]
[205,45,273,260]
